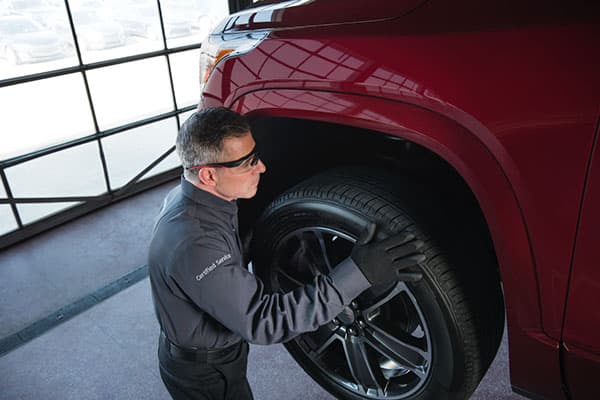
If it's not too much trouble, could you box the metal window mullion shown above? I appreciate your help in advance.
[156,0,169,52]
[0,0,222,246]
[81,69,113,195]
[78,69,114,196]
[0,169,179,250]
[0,195,107,204]
[0,106,196,170]
[0,168,23,228]
[0,45,204,89]
[156,0,182,116]
[63,0,83,64]
[63,0,113,195]
[116,146,177,196]
[150,0,182,187]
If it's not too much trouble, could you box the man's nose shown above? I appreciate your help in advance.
[257,159,267,173]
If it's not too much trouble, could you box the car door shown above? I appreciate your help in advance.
[562,124,600,399]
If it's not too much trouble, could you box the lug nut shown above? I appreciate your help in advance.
[348,328,356,336]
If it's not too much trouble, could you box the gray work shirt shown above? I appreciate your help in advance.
[148,177,370,349]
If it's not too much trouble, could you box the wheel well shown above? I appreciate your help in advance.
[242,115,506,369]
[243,116,498,273]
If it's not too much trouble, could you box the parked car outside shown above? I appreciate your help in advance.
[47,9,127,51]
[197,1,600,399]
[67,0,104,8]
[160,0,223,37]
[0,15,71,64]
[104,0,193,40]
[1,0,60,26]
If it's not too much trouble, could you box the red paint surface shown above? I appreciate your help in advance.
[200,1,600,397]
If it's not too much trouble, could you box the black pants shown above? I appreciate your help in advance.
[158,337,253,400]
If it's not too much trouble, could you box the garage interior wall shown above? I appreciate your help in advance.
[0,0,238,249]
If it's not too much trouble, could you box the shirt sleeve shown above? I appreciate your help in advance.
[170,235,371,345]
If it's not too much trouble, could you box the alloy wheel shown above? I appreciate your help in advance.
[270,227,432,399]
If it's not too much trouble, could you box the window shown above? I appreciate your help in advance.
[0,0,231,248]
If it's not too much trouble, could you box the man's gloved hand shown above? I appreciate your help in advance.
[351,222,425,285]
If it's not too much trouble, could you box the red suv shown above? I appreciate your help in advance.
[197,1,600,399]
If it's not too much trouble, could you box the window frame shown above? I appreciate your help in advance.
[0,0,242,249]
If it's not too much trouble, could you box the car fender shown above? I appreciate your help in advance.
[220,87,565,399]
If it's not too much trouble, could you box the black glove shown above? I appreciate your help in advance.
[351,222,425,285]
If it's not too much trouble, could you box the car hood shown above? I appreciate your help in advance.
[220,0,426,32]
[10,31,63,47]
[78,21,123,35]
[163,11,193,25]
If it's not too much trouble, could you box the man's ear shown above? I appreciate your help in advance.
[198,167,218,186]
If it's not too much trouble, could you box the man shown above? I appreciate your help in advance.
[148,107,424,400]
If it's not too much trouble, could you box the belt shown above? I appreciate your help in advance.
[160,331,241,363]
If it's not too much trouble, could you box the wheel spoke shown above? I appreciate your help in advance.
[302,322,337,349]
[313,230,334,272]
[363,323,428,380]
[274,268,304,287]
[275,226,433,398]
[294,232,321,276]
[306,325,341,356]
[342,335,384,395]
[362,281,408,317]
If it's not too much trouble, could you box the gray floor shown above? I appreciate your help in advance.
[0,180,524,399]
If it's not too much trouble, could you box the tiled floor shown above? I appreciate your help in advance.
[0,180,524,399]
[0,181,176,340]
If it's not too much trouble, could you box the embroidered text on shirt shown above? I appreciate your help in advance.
[195,253,232,281]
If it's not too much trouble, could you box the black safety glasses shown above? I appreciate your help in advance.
[187,147,260,172]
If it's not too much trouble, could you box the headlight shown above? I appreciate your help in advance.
[199,31,268,93]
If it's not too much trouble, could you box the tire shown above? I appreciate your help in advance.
[252,167,504,400]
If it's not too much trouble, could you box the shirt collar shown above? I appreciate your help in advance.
[180,176,238,216]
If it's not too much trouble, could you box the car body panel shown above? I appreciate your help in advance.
[199,0,600,398]
[218,88,565,399]
[76,21,126,50]
[2,0,58,24]
[47,9,126,51]
[563,125,600,398]
[71,10,126,50]
[563,343,600,400]
[0,15,70,63]
[103,0,193,39]
[221,0,425,31]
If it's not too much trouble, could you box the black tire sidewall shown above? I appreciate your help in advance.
[253,198,468,400]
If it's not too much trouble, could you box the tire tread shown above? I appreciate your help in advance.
[256,167,503,399]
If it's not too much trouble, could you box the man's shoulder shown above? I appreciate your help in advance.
[154,186,203,229]
[150,183,233,258]
[159,185,228,224]
[156,209,228,252]
[149,219,229,271]
[165,229,233,280]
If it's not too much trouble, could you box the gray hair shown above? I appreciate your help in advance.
[176,107,251,182]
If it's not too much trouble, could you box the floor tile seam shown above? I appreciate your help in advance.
[91,316,160,374]
[88,318,161,378]
[0,265,149,358]
[93,319,125,348]
[36,260,65,296]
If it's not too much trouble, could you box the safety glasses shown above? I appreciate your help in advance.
[187,147,260,172]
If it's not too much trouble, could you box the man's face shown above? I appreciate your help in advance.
[212,132,266,201]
